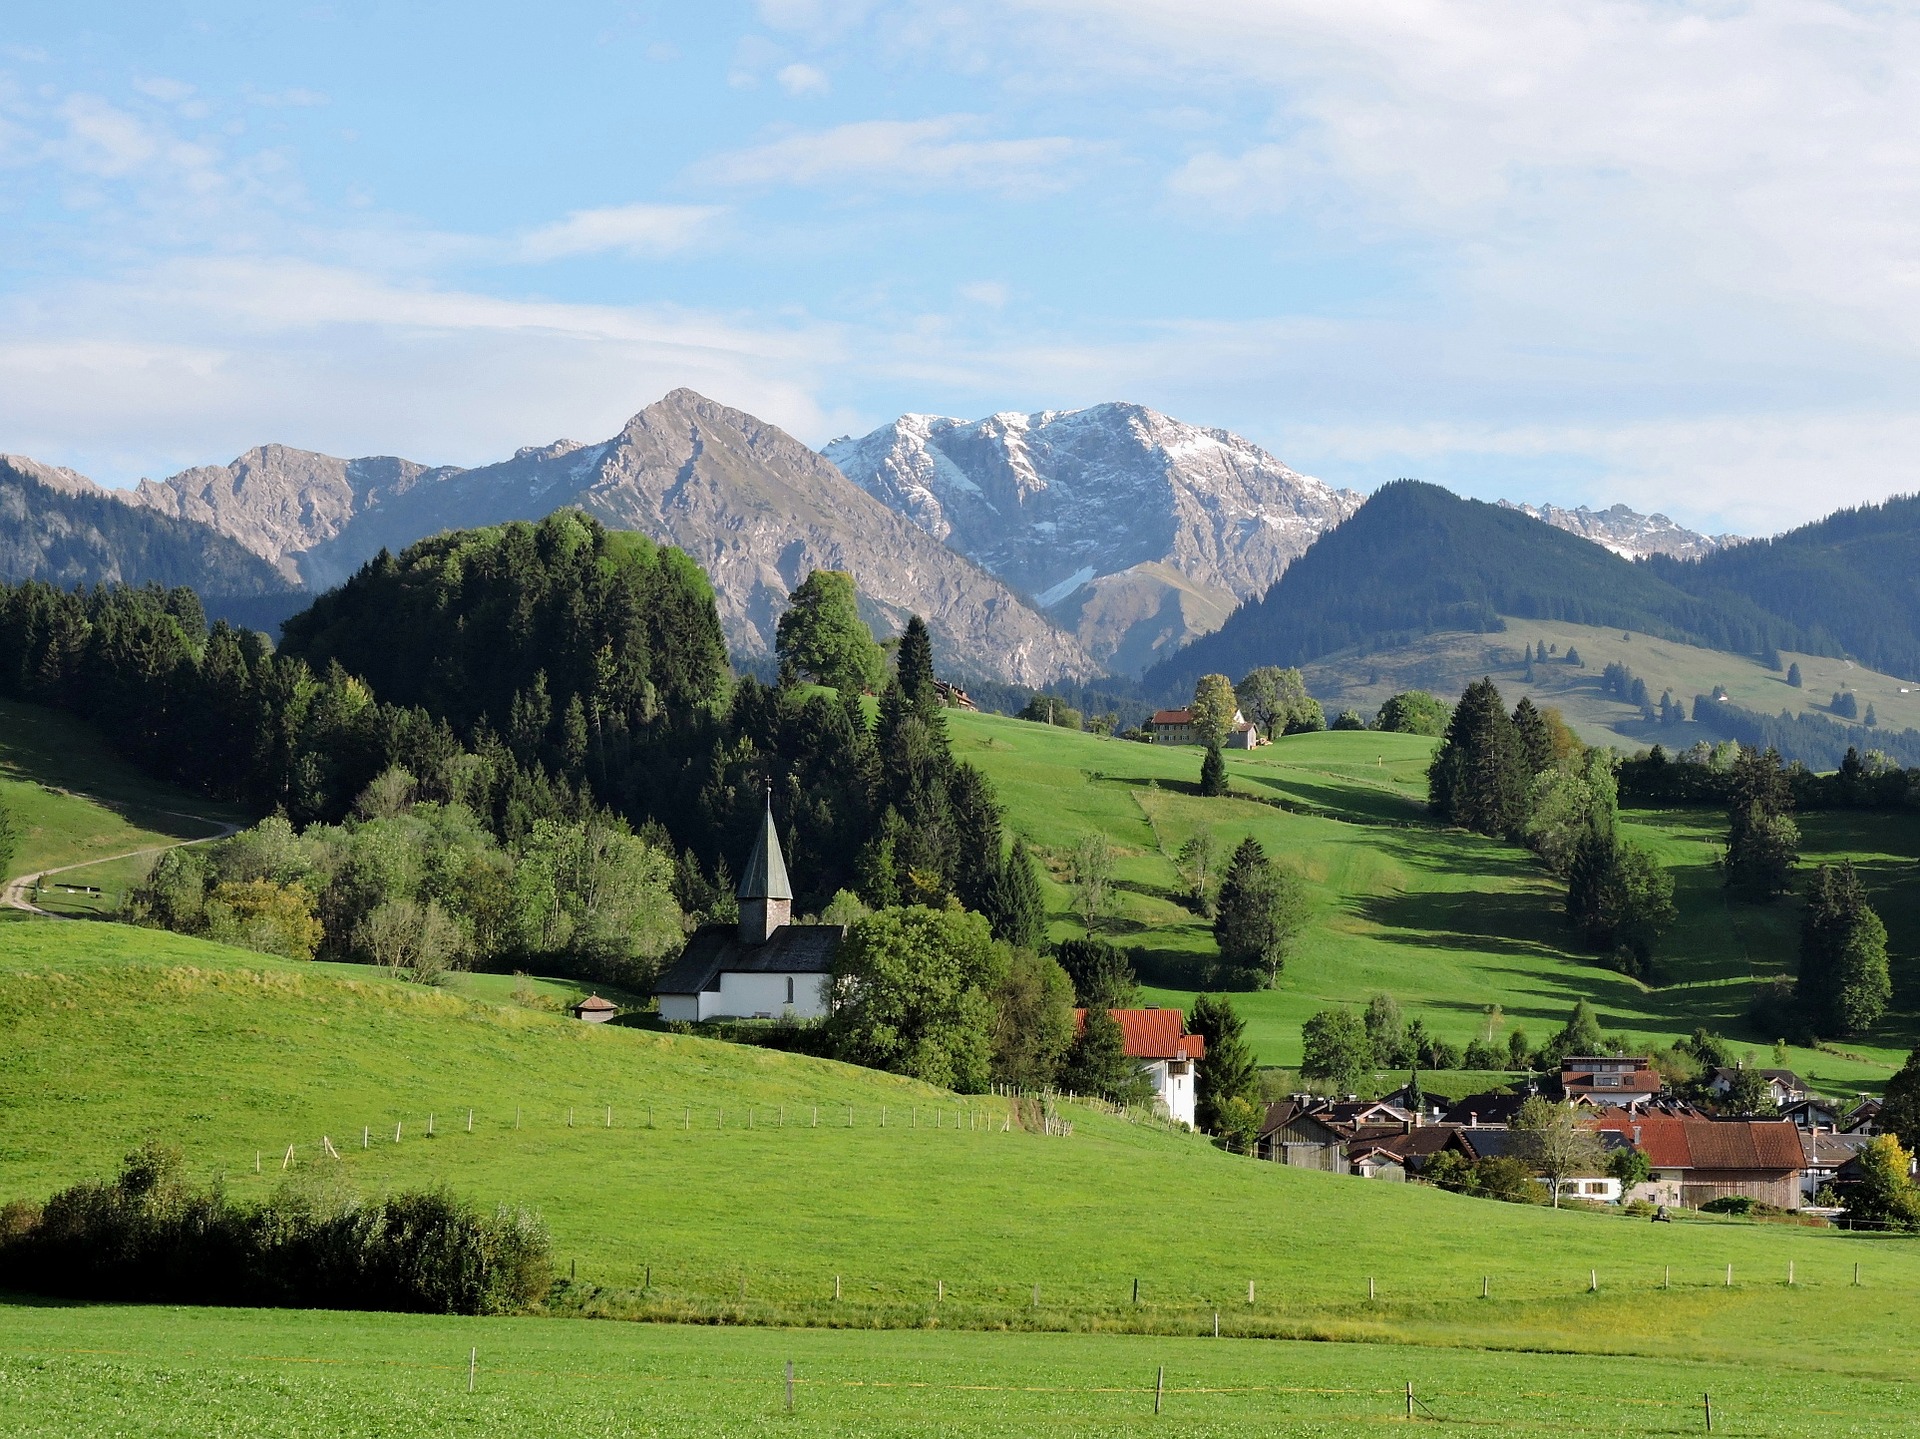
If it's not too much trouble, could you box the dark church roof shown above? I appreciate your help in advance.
[736,796,792,901]
[654,923,843,997]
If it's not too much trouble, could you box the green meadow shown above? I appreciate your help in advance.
[3,1298,1912,1439]
[3,922,1919,1362]
[949,711,1920,1090]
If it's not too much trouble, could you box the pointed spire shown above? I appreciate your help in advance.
[736,786,792,902]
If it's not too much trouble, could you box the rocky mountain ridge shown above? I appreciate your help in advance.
[825,403,1363,673]
[1496,500,1738,562]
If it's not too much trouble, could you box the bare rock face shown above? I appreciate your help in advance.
[825,403,1363,672]
[1496,501,1739,562]
[270,391,1094,685]
[127,445,462,583]
[0,455,288,596]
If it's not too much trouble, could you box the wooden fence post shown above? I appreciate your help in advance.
[786,1359,794,1412]
[467,1108,474,1133]
[468,1348,476,1393]
[1704,1391,1713,1432]
[1154,1366,1164,1415]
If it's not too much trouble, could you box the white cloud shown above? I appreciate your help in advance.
[706,117,1080,192]
[959,280,1008,308]
[517,203,725,261]
[0,258,847,480]
[132,77,196,104]
[777,62,832,97]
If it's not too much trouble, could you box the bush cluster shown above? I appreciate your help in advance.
[0,1144,551,1315]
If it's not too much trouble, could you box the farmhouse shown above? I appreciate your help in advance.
[1073,1008,1205,1127]
[1593,1114,1806,1209]
[1148,707,1260,747]
[1255,1099,1349,1170]
[1706,1066,1808,1107]
[654,800,842,1023]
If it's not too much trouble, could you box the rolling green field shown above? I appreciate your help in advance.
[3,1298,1912,1438]
[950,711,1919,1089]
[0,698,244,909]
[1300,615,1920,750]
[4,920,1919,1364]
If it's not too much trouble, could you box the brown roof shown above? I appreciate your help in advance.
[1562,1069,1661,1095]
[570,993,617,1013]
[1150,708,1193,725]
[1590,1115,1803,1172]
[1350,1125,1459,1163]
[1072,1008,1205,1061]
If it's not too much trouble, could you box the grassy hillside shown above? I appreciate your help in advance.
[1301,617,1920,750]
[0,698,245,908]
[950,711,1919,1088]
[3,920,1918,1365]
[5,1298,1913,1438]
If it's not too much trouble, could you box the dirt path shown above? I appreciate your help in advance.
[2,812,242,919]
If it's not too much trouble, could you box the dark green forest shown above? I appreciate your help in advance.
[1651,492,1920,683]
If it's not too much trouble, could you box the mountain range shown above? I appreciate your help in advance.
[825,404,1363,672]
[0,388,1792,690]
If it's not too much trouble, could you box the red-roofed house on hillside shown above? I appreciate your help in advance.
[1073,1008,1205,1128]
[1149,708,1260,748]
[1591,1114,1805,1209]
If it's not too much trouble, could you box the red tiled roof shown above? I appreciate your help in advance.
[1073,1008,1205,1060]
[1590,1115,1803,1172]
[571,993,618,1013]
[1150,709,1194,725]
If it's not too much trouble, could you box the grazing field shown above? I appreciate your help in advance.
[2,1297,1912,1439]
[3,920,1919,1364]
[950,711,1920,1087]
[1299,615,1920,750]
[0,698,244,905]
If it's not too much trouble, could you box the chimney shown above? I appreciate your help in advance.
[735,790,793,945]
[1632,1124,1642,1145]
[1470,1111,1478,1126]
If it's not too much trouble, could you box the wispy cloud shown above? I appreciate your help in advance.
[777,62,831,97]
[705,117,1081,193]
[517,203,725,261]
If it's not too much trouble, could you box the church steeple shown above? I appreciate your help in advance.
[736,789,792,945]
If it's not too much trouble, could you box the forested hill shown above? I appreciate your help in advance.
[1145,481,1820,693]
[1650,493,1920,682]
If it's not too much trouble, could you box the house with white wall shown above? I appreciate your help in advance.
[654,798,841,1022]
[1074,1007,1206,1127]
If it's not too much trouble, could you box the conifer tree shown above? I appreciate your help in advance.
[1512,696,1553,777]
[1060,1006,1143,1104]
[1428,677,1529,836]
[1053,937,1138,1009]
[1786,661,1803,687]
[1725,746,1798,901]
[984,837,1046,950]
[1798,860,1890,1037]
[1190,993,1259,1133]
[1199,743,1227,796]
[895,615,938,713]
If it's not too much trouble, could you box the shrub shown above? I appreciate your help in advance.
[1701,1195,1756,1216]
[0,1144,551,1315]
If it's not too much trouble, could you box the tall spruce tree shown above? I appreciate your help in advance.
[1512,696,1554,777]
[1725,746,1798,901]
[895,615,938,713]
[1053,936,1139,1009]
[1189,993,1259,1133]
[1212,836,1307,987]
[1199,743,1227,797]
[984,837,1046,950]
[1428,677,1530,836]
[1798,860,1891,1037]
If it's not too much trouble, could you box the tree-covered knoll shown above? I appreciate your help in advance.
[1147,481,1820,691]
[279,512,729,749]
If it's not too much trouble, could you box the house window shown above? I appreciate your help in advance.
[785,976,795,1004]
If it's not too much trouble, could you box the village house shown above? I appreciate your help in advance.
[1800,1130,1879,1204]
[1706,1066,1809,1107]
[1347,1123,1458,1181]
[1441,1126,1623,1202]
[1843,1097,1882,1134]
[1780,1095,1843,1133]
[1255,1099,1346,1169]
[1592,1114,1806,1209]
[1148,707,1260,747]
[1559,1056,1663,1107]
[654,799,842,1023]
[1071,1008,1205,1126]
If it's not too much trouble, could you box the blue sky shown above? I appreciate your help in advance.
[6,2,1920,535]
